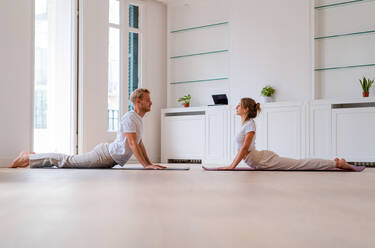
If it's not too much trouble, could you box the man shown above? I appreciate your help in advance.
[9,88,166,170]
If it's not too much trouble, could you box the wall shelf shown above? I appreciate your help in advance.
[170,77,229,85]
[170,22,229,33]
[170,49,229,59]
[315,30,375,40]
[315,63,375,71]
[315,0,365,9]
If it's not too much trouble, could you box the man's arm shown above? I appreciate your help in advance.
[125,133,149,166]
[139,140,152,165]
[125,133,165,169]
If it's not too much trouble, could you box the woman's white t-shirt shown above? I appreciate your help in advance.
[108,111,143,165]
[236,119,256,151]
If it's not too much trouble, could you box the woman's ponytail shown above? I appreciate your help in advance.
[241,98,261,121]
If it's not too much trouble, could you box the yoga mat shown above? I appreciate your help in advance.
[202,165,365,172]
[33,165,190,170]
[202,166,257,171]
[113,166,190,171]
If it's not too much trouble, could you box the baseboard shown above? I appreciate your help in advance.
[0,157,13,168]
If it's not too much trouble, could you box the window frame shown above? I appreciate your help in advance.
[107,0,143,132]
[125,0,143,112]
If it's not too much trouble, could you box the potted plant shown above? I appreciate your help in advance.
[261,85,275,103]
[359,77,374,97]
[178,94,191,107]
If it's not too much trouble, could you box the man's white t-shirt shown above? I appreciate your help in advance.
[108,111,143,166]
[235,119,256,151]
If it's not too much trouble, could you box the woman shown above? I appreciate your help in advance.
[218,98,365,171]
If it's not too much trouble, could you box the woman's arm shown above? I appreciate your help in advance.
[219,131,255,170]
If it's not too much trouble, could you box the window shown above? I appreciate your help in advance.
[34,0,75,153]
[34,89,47,129]
[128,4,140,111]
[107,1,141,131]
[128,31,139,111]
[108,0,121,131]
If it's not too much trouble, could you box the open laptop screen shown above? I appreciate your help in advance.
[212,94,228,105]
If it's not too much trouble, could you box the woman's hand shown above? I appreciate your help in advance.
[217,166,235,170]
[144,164,167,170]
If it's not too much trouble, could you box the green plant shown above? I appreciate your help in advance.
[178,94,191,104]
[359,77,374,92]
[261,85,275,97]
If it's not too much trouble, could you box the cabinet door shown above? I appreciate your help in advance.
[264,106,304,159]
[310,104,332,159]
[332,107,375,162]
[163,115,205,160]
[229,109,248,165]
[205,109,229,164]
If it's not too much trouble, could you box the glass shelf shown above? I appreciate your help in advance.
[170,22,229,33]
[170,50,229,59]
[315,0,365,9]
[170,77,229,85]
[315,30,375,40]
[315,63,375,71]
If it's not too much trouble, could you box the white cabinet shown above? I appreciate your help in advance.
[256,103,307,159]
[161,110,205,163]
[204,107,230,164]
[332,107,375,162]
[310,104,332,159]
[161,100,375,164]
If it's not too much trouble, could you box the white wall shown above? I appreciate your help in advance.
[79,0,166,162]
[0,0,34,166]
[229,0,313,104]
[167,0,230,107]
[314,0,375,98]
[79,0,111,153]
[167,0,313,107]
[141,0,167,163]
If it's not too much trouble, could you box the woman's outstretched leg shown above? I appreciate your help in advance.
[255,150,365,171]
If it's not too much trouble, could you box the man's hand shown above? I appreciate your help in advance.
[144,164,167,170]
[217,166,235,170]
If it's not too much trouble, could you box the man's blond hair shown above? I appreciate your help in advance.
[130,88,150,104]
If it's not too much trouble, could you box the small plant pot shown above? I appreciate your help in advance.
[184,103,190,108]
[263,96,273,103]
[363,92,369,97]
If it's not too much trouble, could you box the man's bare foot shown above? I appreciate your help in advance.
[334,157,339,164]
[9,152,31,168]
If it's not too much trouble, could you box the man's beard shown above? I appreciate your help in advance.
[143,105,151,112]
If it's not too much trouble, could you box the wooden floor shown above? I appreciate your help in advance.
[1,166,374,248]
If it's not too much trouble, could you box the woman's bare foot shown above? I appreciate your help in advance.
[336,158,365,171]
[8,152,31,168]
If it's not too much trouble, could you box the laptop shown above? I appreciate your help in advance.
[210,94,228,106]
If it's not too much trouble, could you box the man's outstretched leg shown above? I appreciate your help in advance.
[9,152,34,168]
[9,144,116,169]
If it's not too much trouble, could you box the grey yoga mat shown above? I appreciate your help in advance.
[113,166,190,171]
[34,165,190,170]
[202,165,365,172]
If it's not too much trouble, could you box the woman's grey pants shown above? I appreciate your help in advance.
[29,143,116,169]
[245,149,336,170]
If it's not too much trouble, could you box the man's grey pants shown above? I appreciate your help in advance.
[29,143,116,168]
